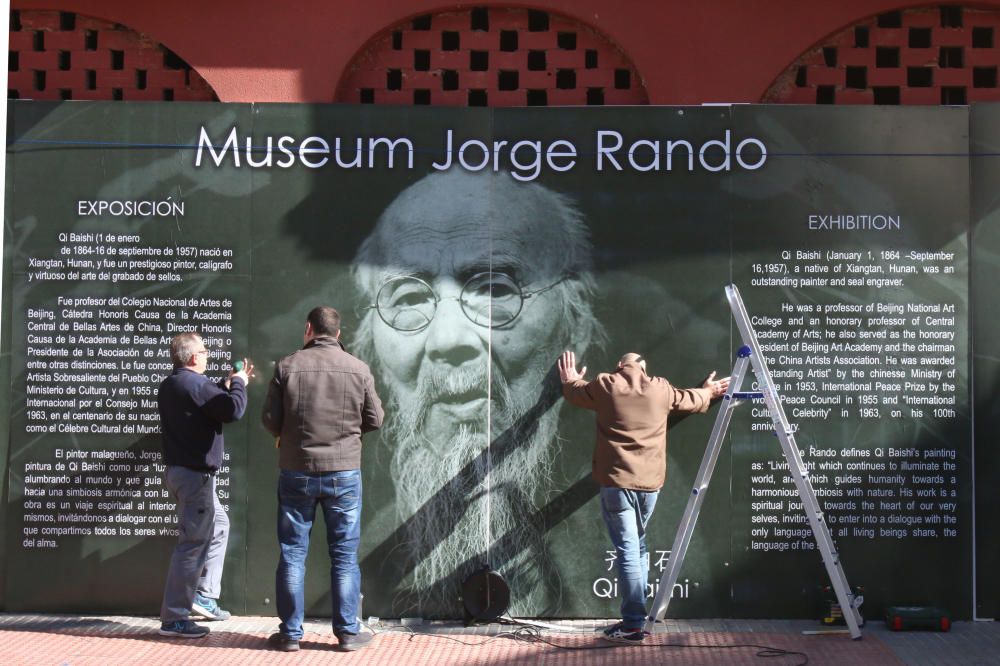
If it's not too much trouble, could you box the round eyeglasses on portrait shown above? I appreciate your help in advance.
[368,272,567,332]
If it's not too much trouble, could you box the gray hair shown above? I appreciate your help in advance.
[169,332,202,368]
[619,352,647,371]
[351,171,604,359]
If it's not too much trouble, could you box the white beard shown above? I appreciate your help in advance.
[385,362,564,617]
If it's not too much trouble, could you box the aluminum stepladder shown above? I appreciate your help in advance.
[643,284,863,639]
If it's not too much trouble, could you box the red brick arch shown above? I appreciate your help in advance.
[335,7,648,107]
[8,9,217,101]
[765,5,1000,104]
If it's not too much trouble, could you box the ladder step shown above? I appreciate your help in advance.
[647,285,862,639]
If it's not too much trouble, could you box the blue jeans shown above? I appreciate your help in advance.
[276,469,362,639]
[600,486,658,629]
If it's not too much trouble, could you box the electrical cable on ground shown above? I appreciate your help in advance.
[365,616,809,665]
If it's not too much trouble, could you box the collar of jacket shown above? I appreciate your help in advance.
[617,361,650,387]
[304,336,343,350]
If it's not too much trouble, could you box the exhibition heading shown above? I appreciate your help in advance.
[195,126,767,182]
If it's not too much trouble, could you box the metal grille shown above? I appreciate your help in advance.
[766,6,1000,104]
[8,10,217,101]
[335,7,648,106]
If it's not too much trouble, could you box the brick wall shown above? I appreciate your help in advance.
[8,9,216,101]
[17,4,1000,107]
[335,7,647,106]
[766,6,1000,104]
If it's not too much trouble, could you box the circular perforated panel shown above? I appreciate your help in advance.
[335,7,648,106]
[8,10,217,102]
[766,6,1000,104]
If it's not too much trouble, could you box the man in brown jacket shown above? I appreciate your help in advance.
[262,306,384,652]
[558,350,728,643]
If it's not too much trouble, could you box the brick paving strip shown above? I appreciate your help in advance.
[0,614,905,665]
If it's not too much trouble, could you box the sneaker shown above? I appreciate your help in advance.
[601,622,648,644]
[336,631,374,651]
[159,620,210,638]
[267,632,300,652]
[191,593,232,621]
[601,622,626,637]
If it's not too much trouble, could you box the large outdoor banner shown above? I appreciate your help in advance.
[2,101,981,620]
[972,104,1000,620]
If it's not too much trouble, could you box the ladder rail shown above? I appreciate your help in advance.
[641,285,863,639]
[644,353,751,632]
[729,285,863,637]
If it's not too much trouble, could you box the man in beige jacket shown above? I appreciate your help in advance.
[558,350,729,643]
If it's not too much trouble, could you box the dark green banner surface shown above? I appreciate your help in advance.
[1,101,983,620]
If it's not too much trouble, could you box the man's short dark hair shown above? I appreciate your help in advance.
[307,306,341,337]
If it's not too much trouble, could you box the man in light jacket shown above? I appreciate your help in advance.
[558,350,728,644]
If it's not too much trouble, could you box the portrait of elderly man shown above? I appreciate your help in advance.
[351,169,603,616]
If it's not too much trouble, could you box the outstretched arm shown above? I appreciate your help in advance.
[557,350,587,383]
[702,371,731,399]
[558,350,598,410]
[668,371,731,416]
